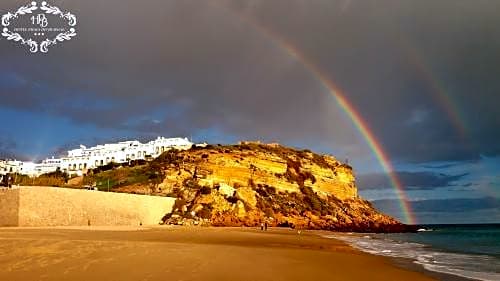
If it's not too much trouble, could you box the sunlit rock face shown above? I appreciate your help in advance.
[158,142,357,200]
[109,142,413,232]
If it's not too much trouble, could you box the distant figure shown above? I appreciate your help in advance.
[264,221,268,231]
[87,219,91,226]
[260,222,264,231]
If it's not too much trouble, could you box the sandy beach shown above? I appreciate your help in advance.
[0,226,437,281]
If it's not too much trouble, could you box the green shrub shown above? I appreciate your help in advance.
[264,207,274,217]
[311,154,331,169]
[266,185,277,194]
[173,199,186,213]
[183,178,201,189]
[255,188,268,197]
[197,204,213,219]
[14,170,68,187]
[300,185,323,212]
[200,186,211,195]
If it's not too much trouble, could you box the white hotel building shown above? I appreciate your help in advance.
[0,137,194,177]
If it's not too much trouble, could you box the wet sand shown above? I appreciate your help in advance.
[0,226,436,281]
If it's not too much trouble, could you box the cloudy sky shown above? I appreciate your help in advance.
[1,0,499,224]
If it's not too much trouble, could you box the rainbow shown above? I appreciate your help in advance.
[279,43,416,225]
[402,41,467,138]
[212,2,416,224]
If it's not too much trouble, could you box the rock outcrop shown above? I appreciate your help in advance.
[104,142,415,232]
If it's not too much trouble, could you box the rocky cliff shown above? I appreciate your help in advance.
[95,142,413,232]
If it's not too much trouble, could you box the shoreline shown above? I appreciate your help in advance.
[389,256,477,281]
[0,226,437,281]
[324,232,481,281]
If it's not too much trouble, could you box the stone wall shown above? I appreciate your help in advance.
[0,186,175,227]
[0,188,19,226]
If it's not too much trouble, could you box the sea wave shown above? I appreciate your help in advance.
[324,234,500,281]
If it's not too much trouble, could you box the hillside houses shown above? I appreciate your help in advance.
[0,137,194,177]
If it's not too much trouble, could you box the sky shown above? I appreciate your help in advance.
[0,0,499,224]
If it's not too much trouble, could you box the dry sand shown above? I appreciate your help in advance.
[0,226,436,281]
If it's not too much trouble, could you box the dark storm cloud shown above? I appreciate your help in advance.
[0,137,16,158]
[421,161,477,169]
[371,197,500,223]
[1,0,353,150]
[1,0,500,163]
[0,137,29,160]
[357,171,468,190]
[225,0,500,162]
[372,197,500,214]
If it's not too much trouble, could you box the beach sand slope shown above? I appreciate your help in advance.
[0,227,435,281]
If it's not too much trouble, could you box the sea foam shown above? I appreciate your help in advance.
[324,234,500,281]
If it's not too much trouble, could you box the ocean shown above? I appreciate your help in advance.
[325,224,500,281]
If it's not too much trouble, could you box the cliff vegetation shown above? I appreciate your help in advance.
[78,142,413,232]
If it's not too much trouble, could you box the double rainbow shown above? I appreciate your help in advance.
[213,2,416,224]
[402,41,467,138]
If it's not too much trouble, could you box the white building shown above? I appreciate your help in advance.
[35,158,62,176]
[0,160,23,175]
[1,137,194,177]
[18,161,37,177]
[0,159,60,178]
[61,137,193,175]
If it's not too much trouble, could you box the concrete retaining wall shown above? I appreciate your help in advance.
[0,186,175,226]
[0,188,19,226]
